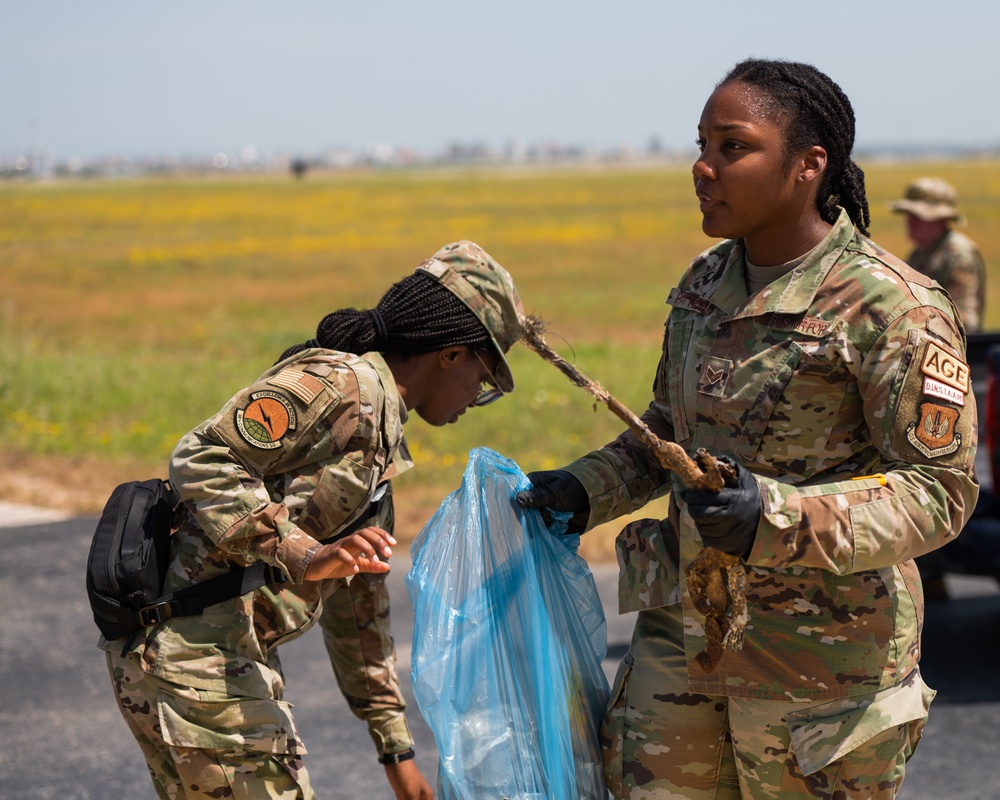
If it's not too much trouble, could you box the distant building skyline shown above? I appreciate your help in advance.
[4,2,999,173]
[4,133,998,182]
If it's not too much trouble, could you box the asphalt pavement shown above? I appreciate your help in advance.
[2,512,998,800]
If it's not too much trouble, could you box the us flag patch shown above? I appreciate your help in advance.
[268,368,325,405]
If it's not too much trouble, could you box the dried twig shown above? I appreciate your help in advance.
[520,314,748,670]
[521,315,732,489]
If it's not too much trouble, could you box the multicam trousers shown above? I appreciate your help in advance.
[107,651,314,800]
[600,605,933,799]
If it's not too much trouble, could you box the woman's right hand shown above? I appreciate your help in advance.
[303,527,395,580]
[515,470,589,513]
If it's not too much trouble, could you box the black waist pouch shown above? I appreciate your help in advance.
[85,478,179,641]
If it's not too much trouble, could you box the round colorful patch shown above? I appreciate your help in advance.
[235,390,297,449]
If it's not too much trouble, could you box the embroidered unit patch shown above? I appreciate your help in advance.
[236,391,297,449]
[906,401,962,458]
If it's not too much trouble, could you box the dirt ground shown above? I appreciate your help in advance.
[0,450,623,562]
[0,451,139,516]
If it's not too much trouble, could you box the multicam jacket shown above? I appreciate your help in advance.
[101,349,416,756]
[907,228,986,333]
[567,209,979,701]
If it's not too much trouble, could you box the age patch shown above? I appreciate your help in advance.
[920,341,969,394]
[235,390,297,449]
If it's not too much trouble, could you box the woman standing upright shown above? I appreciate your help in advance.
[518,59,978,798]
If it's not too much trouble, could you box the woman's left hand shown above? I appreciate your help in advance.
[303,527,395,580]
[385,759,434,799]
[680,457,761,558]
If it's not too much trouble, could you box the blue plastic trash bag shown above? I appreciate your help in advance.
[406,447,610,800]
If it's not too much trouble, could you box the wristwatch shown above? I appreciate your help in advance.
[378,747,415,765]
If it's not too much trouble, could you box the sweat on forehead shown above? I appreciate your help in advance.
[716,79,782,125]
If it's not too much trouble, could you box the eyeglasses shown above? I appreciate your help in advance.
[472,350,505,407]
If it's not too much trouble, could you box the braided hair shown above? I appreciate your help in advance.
[277,271,493,363]
[720,58,871,236]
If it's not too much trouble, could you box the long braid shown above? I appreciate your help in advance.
[277,272,492,363]
[720,59,871,236]
[372,272,492,352]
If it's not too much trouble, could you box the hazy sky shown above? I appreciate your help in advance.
[4,0,998,160]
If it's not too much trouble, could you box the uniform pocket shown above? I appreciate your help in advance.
[157,689,307,755]
[734,342,802,461]
[615,518,680,613]
[664,318,694,445]
[601,652,634,796]
[785,672,934,775]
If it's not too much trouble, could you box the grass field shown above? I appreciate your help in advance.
[3,160,999,558]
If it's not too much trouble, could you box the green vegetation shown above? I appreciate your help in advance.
[3,161,998,546]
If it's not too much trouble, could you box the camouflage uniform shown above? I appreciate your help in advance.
[565,210,979,798]
[904,230,985,334]
[891,176,986,333]
[102,349,412,798]
[100,240,526,799]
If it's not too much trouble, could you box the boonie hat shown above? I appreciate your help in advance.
[417,240,525,392]
[890,177,964,224]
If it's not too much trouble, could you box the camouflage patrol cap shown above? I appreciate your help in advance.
[416,240,524,392]
[890,177,964,224]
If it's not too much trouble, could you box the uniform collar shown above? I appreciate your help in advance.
[693,208,857,319]
[364,351,414,480]
[365,351,409,426]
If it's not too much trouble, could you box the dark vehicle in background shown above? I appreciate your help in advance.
[919,332,1000,597]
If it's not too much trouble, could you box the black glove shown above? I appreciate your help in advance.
[516,470,589,512]
[679,457,760,559]
[516,470,590,534]
[517,468,588,512]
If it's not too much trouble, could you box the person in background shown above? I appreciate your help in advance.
[891,176,986,333]
[101,241,524,800]
[518,59,978,799]
[891,177,987,601]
